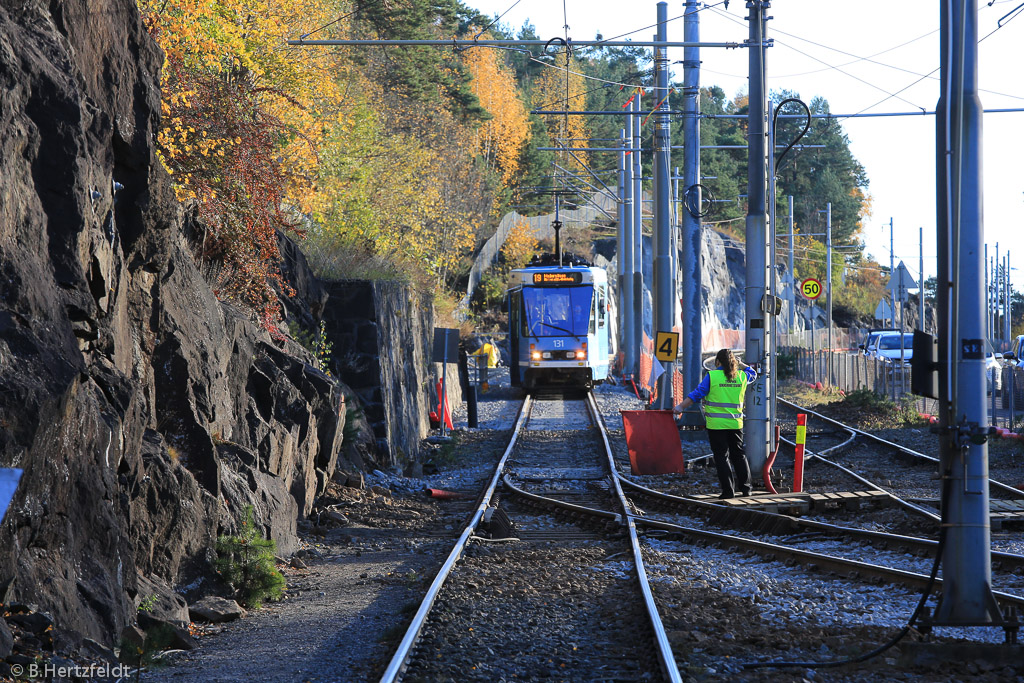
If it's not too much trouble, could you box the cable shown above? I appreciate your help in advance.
[473,0,525,40]
[299,2,364,39]
[742,453,953,670]
[772,98,810,174]
[684,183,715,218]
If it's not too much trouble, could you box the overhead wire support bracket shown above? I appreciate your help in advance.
[286,38,757,49]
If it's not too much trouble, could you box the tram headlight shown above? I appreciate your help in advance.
[576,350,587,360]
[531,351,541,361]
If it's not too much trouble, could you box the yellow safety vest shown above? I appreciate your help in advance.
[704,369,747,430]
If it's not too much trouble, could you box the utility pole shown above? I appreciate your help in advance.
[679,0,704,426]
[787,196,795,332]
[653,2,675,408]
[931,0,1003,630]
[744,0,772,474]
[632,93,645,375]
[920,227,926,333]
[619,128,634,375]
[996,243,1001,342]
[1006,252,1012,341]
[889,217,895,328]
[826,202,833,387]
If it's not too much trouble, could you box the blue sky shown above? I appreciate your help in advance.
[465,0,1024,291]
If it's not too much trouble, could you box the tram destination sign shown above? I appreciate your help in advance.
[533,271,583,285]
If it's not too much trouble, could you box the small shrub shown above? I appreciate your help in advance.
[215,505,285,608]
[288,319,333,376]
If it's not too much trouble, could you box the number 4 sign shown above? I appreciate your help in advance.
[654,331,679,362]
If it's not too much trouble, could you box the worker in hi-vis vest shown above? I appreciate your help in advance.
[673,348,758,499]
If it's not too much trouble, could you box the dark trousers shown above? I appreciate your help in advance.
[707,428,751,496]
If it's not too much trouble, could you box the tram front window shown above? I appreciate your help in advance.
[523,286,593,337]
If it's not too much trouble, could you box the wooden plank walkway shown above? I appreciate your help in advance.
[690,490,893,514]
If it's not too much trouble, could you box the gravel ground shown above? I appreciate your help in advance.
[145,374,1024,682]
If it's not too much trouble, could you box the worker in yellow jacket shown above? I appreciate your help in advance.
[673,348,757,499]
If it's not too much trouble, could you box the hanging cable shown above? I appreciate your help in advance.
[684,183,715,218]
[772,98,810,174]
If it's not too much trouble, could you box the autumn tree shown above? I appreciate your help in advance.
[462,42,531,185]
[140,0,346,332]
[531,47,589,170]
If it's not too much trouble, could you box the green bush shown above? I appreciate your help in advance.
[215,506,285,608]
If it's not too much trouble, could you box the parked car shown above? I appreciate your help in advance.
[859,328,899,357]
[985,342,1002,395]
[873,332,914,365]
[1001,335,1024,408]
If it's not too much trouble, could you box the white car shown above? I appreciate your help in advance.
[985,343,1002,395]
[873,332,914,365]
[859,329,898,357]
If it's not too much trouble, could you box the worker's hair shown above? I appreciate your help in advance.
[716,348,739,381]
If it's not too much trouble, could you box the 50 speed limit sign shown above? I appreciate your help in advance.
[800,278,823,300]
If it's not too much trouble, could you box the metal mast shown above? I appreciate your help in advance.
[653,2,675,407]
[620,128,636,377]
[932,0,1002,627]
[679,0,703,422]
[744,0,772,473]
[632,94,644,373]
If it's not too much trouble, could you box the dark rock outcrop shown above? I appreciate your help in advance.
[0,0,343,648]
[322,281,461,471]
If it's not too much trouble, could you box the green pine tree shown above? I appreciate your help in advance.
[215,506,285,608]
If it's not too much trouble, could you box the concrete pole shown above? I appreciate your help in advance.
[984,246,990,338]
[890,217,896,328]
[619,128,635,375]
[788,196,795,332]
[653,2,675,408]
[744,0,771,473]
[1006,252,1012,341]
[996,243,1001,342]
[933,0,1000,626]
[632,93,644,373]
[826,202,833,386]
[680,0,704,422]
[920,227,926,332]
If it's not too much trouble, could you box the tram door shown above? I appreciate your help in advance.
[508,289,521,386]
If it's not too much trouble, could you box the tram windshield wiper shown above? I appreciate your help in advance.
[536,321,579,341]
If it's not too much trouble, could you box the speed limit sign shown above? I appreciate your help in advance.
[800,278,823,300]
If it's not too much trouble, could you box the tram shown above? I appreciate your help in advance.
[507,257,611,391]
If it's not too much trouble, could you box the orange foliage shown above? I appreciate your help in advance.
[462,42,531,185]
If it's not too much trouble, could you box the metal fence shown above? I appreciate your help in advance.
[785,348,1022,429]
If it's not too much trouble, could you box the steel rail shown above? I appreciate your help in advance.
[776,435,943,522]
[378,396,533,683]
[632,516,1024,611]
[616,476,1024,571]
[587,392,683,683]
[778,397,1024,498]
[495,395,682,682]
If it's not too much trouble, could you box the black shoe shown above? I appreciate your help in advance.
[718,492,734,500]
[739,490,751,497]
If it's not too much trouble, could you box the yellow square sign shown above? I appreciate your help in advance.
[654,331,679,362]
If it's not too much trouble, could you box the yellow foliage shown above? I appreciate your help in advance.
[531,48,588,170]
[501,219,537,271]
[462,42,531,184]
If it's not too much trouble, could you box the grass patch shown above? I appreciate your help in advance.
[830,388,925,430]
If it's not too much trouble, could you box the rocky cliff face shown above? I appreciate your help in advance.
[0,0,344,647]
[322,281,462,471]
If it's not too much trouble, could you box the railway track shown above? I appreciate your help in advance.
[380,392,681,683]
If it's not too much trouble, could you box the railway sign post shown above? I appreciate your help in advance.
[800,278,822,300]
[432,328,459,437]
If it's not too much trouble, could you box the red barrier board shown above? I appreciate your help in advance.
[620,410,686,475]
